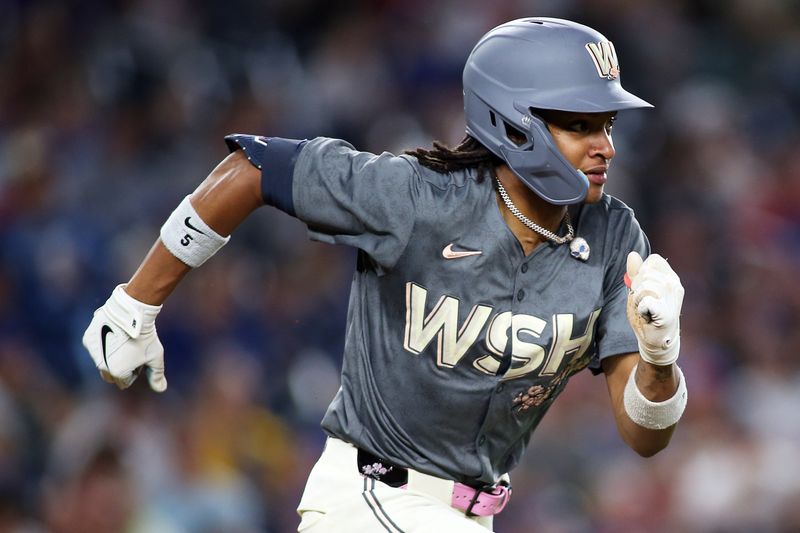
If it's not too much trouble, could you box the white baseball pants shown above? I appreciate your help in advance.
[297,437,494,532]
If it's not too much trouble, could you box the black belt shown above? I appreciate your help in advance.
[355,446,513,517]
[356,448,409,488]
[356,447,486,490]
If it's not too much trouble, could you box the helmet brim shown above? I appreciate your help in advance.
[520,83,653,113]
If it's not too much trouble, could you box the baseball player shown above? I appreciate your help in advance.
[82,18,687,532]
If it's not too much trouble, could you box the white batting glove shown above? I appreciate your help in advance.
[625,252,684,366]
[82,284,167,391]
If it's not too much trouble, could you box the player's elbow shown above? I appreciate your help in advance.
[631,441,667,458]
[621,424,675,457]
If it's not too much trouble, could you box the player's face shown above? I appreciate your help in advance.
[537,110,617,204]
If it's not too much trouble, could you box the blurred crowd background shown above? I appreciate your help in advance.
[1,0,799,531]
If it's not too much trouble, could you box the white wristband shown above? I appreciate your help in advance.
[160,195,230,268]
[623,364,687,430]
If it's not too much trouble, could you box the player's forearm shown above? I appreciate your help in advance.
[617,362,678,456]
[126,150,262,305]
[634,360,679,401]
[125,241,191,305]
[603,354,681,457]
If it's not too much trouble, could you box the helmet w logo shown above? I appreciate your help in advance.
[585,41,620,80]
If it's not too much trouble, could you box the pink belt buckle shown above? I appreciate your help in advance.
[451,482,512,517]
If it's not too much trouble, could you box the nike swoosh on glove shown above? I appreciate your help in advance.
[625,252,685,366]
[82,284,167,391]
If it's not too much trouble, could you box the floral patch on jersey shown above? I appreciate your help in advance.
[512,348,594,413]
[513,385,548,411]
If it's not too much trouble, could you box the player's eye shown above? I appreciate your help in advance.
[568,120,589,133]
[605,116,616,134]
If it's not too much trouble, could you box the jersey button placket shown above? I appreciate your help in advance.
[521,263,528,273]
[517,289,525,301]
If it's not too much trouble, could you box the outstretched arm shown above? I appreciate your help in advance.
[125,150,262,305]
[82,149,261,391]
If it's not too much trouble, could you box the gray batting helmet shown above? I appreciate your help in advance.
[463,17,653,204]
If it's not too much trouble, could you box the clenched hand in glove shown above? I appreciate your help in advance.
[82,284,167,391]
[625,252,684,366]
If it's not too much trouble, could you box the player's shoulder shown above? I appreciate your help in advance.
[402,154,485,192]
[298,136,420,177]
[579,193,638,225]
[575,193,644,243]
[585,193,635,214]
[297,138,489,201]
[604,193,638,216]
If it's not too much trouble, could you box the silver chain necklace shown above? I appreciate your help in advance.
[495,177,574,245]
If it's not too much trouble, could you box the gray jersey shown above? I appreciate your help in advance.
[228,135,648,486]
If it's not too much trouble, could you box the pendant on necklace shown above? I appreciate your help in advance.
[569,237,590,261]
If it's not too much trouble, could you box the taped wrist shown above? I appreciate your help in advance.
[160,195,230,267]
[623,364,687,430]
[105,284,162,338]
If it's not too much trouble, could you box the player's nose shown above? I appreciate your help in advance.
[589,131,615,161]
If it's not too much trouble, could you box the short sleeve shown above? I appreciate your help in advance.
[224,134,308,216]
[589,209,650,373]
[290,137,420,270]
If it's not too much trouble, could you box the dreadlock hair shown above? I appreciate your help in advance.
[404,135,502,182]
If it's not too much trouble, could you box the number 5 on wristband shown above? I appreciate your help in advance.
[160,195,230,268]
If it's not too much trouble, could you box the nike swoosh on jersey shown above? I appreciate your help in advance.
[442,243,483,259]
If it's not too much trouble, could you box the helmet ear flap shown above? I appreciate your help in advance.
[499,115,589,205]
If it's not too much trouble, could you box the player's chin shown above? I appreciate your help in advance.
[584,184,604,204]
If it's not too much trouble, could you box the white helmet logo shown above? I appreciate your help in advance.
[585,41,620,80]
